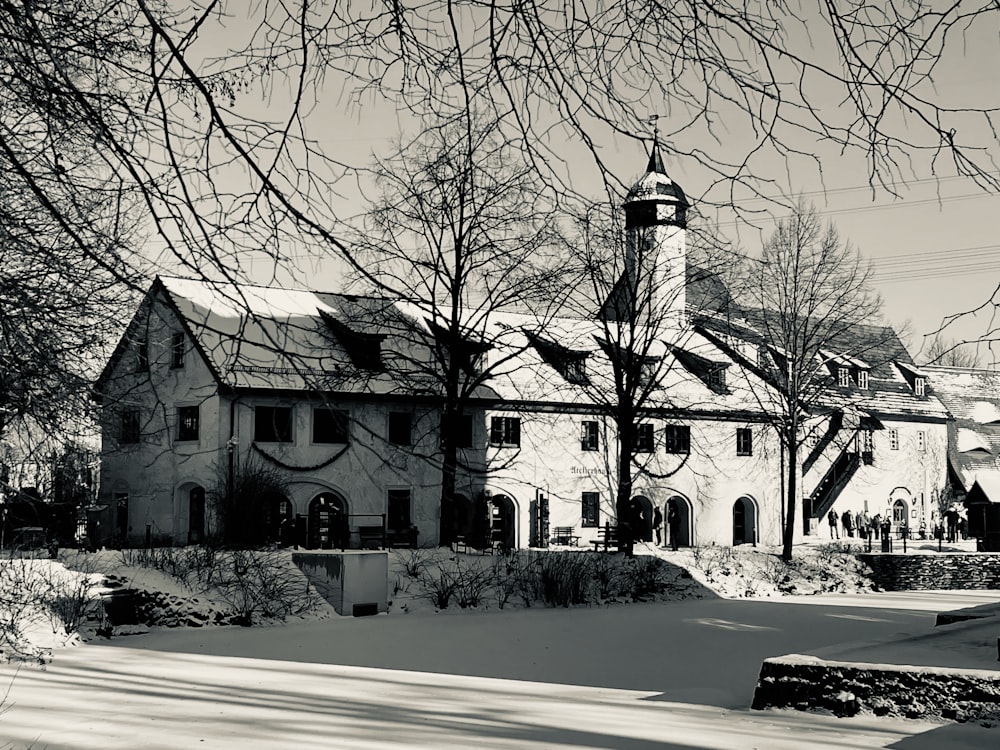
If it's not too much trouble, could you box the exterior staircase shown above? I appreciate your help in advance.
[808,448,861,523]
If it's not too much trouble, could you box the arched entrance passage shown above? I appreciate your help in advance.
[188,486,205,545]
[666,496,693,548]
[733,496,758,546]
[632,495,654,542]
[308,491,348,549]
[440,493,474,547]
[888,487,912,534]
[487,493,516,551]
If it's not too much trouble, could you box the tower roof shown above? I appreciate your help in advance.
[626,136,687,207]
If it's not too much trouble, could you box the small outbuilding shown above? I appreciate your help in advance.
[964,474,1000,551]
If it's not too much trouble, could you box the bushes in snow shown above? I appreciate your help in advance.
[116,546,321,626]
[395,549,698,611]
[0,553,101,662]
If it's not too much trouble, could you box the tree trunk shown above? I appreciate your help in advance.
[616,426,634,554]
[439,408,460,547]
[782,433,797,562]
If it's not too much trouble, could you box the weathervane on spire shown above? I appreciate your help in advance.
[646,114,665,174]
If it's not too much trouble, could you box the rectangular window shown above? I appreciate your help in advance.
[736,427,753,456]
[489,416,521,447]
[837,367,850,387]
[708,367,726,390]
[915,376,926,397]
[441,413,474,449]
[177,405,199,442]
[857,370,869,389]
[582,491,600,528]
[663,425,691,454]
[635,422,654,453]
[387,489,412,531]
[888,428,899,450]
[860,428,874,464]
[255,406,294,443]
[170,331,185,369]
[388,411,412,446]
[581,420,599,451]
[563,357,587,385]
[917,430,926,452]
[314,408,350,444]
[120,409,140,444]
[136,339,148,373]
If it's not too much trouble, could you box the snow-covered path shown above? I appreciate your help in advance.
[1,592,997,748]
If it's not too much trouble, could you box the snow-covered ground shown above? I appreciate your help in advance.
[0,543,997,748]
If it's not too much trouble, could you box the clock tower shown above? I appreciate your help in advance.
[601,134,689,329]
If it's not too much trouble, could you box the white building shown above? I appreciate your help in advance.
[94,147,948,550]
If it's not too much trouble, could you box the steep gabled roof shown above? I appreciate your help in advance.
[696,311,948,422]
[924,365,1000,491]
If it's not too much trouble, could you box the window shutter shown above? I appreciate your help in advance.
[510,418,520,446]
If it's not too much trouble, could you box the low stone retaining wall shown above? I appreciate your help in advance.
[859,552,1000,591]
[752,655,1000,724]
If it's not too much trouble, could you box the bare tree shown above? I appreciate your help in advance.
[347,115,568,546]
[7,1,1000,425]
[735,201,887,561]
[920,333,983,368]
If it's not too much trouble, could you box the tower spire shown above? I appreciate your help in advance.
[646,115,666,174]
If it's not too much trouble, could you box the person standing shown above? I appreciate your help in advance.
[842,509,854,538]
[859,509,870,540]
[652,505,663,546]
[828,509,839,539]
[945,506,959,543]
[667,502,681,551]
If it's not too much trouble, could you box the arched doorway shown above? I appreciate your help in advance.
[188,486,205,544]
[733,496,757,546]
[440,493,474,547]
[888,487,912,536]
[308,492,348,549]
[666,496,693,548]
[487,493,516,550]
[892,498,908,529]
[632,495,654,542]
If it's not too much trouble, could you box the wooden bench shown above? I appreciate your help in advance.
[550,526,580,546]
[590,524,619,552]
[358,525,386,549]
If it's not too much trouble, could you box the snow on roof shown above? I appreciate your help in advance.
[969,400,1000,424]
[970,472,1000,503]
[957,428,992,454]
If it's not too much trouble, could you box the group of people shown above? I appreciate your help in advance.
[651,503,681,551]
[828,505,971,544]
[827,507,886,540]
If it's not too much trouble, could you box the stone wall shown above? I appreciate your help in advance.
[752,655,1000,724]
[859,552,1000,591]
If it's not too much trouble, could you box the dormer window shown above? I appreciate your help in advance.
[915,376,926,397]
[857,370,869,389]
[563,355,588,385]
[527,331,589,385]
[669,345,728,393]
[321,312,384,371]
[707,367,726,390]
[837,367,850,388]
